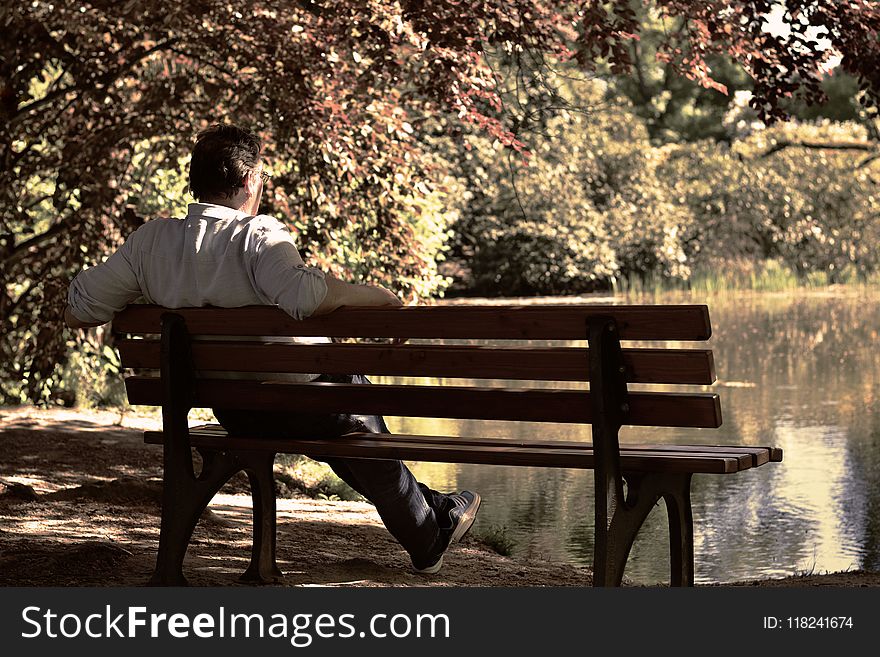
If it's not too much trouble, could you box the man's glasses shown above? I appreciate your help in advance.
[259,170,271,184]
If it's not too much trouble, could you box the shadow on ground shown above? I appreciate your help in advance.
[0,406,592,587]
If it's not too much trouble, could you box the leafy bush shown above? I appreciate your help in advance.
[475,524,517,556]
[660,120,880,282]
[450,100,691,296]
[275,455,364,502]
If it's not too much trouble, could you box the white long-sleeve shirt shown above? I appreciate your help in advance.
[67,202,329,323]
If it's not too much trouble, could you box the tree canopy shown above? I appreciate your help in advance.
[2,0,880,403]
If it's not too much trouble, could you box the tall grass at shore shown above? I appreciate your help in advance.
[612,259,880,297]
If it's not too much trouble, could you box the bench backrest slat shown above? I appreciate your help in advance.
[124,377,722,428]
[116,341,716,385]
[112,304,712,341]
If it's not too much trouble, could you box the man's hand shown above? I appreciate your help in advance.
[371,285,403,307]
[310,278,408,345]
[355,285,408,345]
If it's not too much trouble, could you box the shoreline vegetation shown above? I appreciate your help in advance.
[612,262,880,297]
[439,275,880,315]
[442,260,880,300]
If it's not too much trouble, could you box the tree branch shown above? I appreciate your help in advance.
[856,152,880,169]
[3,221,70,269]
[759,140,877,158]
[167,47,237,78]
[16,193,53,213]
[9,39,179,127]
[630,40,652,105]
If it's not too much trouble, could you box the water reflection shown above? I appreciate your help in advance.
[382,289,880,584]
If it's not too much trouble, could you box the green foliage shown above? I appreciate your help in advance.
[783,72,865,124]
[58,339,128,409]
[449,86,691,296]
[603,6,753,144]
[444,64,880,298]
[275,455,364,502]
[475,524,517,556]
[660,120,880,282]
[604,8,870,144]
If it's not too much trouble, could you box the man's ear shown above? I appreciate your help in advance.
[246,169,259,195]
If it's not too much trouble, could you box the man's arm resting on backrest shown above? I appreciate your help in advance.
[64,305,108,329]
[310,276,402,316]
[63,272,401,326]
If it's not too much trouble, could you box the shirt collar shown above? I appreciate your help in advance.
[187,202,250,220]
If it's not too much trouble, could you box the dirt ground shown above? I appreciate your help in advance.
[2,405,878,588]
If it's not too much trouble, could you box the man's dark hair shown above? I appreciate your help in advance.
[188,124,262,201]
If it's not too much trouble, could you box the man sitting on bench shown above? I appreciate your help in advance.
[63,123,481,574]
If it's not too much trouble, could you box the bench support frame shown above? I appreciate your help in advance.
[149,313,281,586]
[589,316,695,586]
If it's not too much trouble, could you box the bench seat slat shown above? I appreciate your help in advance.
[143,428,759,473]
[125,377,723,428]
[181,424,781,466]
[113,304,712,341]
[117,341,717,385]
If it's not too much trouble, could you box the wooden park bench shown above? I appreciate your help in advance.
[113,303,782,587]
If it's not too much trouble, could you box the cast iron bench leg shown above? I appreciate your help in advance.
[593,471,695,587]
[237,450,283,583]
[662,473,695,587]
[148,447,241,586]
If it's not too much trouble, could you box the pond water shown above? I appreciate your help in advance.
[377,288,880,585]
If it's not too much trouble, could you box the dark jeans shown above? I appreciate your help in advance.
[213,374,449,566]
